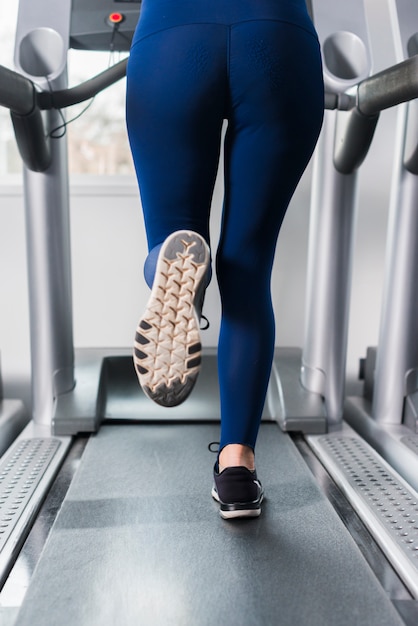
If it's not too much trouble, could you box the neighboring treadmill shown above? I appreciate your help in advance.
[343,0,418,492]
[307,0,418,601]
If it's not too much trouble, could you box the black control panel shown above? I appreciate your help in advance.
[70,0,142,52]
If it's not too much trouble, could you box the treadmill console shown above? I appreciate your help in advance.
[70,0,142,51]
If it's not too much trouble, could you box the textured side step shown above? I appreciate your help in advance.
[0,437,66,586]
[308,431,418,598]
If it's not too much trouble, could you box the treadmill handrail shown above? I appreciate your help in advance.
[36,58,128,110]
[325,55,418,174]
[0,65,51,171]
[0,59,128,172]
[357,54,418,117]
[0,64,37,115]
[322,54,418,115]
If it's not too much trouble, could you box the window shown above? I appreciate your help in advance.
[0,4,21,176]
[66,50,134,176]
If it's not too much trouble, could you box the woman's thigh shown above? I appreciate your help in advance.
[126,24,228,250]
[217,20,324,283]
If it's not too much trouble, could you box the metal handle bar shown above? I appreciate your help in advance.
[320,55,418,174]
[0,59,128,171]
[357,54,418,116]
[37,58,128,110]
[0,64,37,115]
[0,65,49,171]
[324,54,418,115]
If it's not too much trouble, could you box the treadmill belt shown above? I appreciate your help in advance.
[14,423,404,625]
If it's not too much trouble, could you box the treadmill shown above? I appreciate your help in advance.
[1,1,418,624]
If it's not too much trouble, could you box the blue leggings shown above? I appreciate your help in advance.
[126,0,324,451]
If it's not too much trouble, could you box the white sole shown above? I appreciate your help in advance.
[211,487,263,520]
[133,230,210,407]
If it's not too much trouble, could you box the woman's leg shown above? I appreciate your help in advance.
[126,25,227,255]
[126,25,227,405]
[217,21,324,465]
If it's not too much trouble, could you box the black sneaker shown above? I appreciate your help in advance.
[211,462,264,520]
[133,230,210,407]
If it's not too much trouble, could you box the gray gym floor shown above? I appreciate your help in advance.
[13,423,405,625]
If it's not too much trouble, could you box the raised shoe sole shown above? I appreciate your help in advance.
[133,230,210,407]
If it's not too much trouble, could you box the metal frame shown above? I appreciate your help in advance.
[276,0,374,432]
[14,0,74,428]
[345,2,418,480]
[281,0,418,434]
[370,0,418,427]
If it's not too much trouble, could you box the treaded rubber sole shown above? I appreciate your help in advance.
[211,486,263,520]
[133,230,210,407]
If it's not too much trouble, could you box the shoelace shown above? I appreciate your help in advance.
[200,315,210,331]
[208,441,220,453]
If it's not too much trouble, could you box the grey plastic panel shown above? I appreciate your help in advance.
[54,348,289,435]
[53,348,223,434]
[270,348,327,434]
